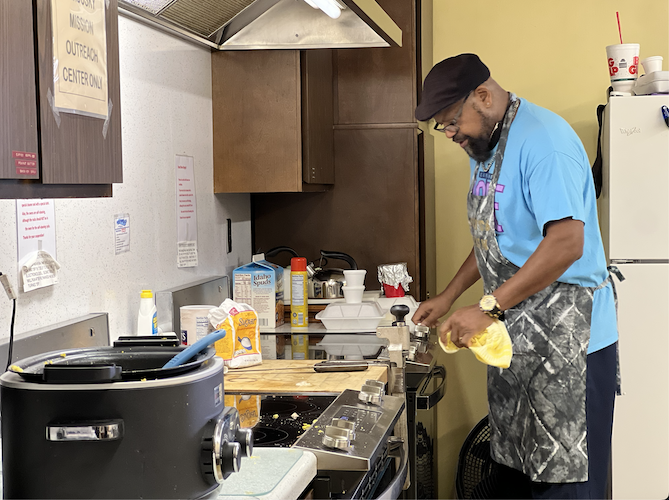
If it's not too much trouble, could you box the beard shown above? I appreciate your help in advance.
[456,108,499,163]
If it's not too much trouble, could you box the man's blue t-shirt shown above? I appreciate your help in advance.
[469,98,618,354]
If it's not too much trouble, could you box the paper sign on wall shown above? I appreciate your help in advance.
[176,155,198,268]
[114,213,130,255]
[16,200,60,293]
[51,0,109,118]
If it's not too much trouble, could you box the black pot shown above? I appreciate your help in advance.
[0,343,252,499]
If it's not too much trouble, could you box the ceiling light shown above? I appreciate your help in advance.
[304,0,341,19]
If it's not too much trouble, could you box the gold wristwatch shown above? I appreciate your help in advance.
[479,295,503,319]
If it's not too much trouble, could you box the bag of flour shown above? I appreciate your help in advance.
[208,298,262,369]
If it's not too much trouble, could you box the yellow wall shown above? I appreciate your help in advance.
[429,1,669,498]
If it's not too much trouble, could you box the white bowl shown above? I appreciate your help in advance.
[342,285,365,303]
[343,269,367,287]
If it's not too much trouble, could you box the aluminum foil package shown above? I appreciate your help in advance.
[377,262,413,291]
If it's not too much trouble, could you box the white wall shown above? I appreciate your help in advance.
[0,17,252,342]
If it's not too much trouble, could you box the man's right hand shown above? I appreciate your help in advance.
[411,295,453,328]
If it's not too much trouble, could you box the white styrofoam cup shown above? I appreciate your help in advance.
[342,285,365,303]
[343,269,367,287]
[641,56,663,74]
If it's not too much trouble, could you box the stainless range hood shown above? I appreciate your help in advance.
[118,0,402,50]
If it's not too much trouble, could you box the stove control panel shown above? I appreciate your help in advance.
[292,389,404,471]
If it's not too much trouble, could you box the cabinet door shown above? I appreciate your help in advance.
[35,0,122,184]
[213,50,303,193]
[335,0,416,125]
[301,50,334,185]
[0,0,39,180]
[212,50,333,193]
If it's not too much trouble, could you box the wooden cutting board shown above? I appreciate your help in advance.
[224,359,387,395]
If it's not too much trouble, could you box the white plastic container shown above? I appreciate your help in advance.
[315,301,386,332]
[137,290,158,336]
[317,334,388,360]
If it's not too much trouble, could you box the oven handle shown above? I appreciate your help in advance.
[417,365,446,410]
[375,444,407,500]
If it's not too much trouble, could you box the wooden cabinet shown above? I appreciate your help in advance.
[0,0,39,182]
[251,0,434,301]
[0,0,122,198]
[334,0,418,125]
[252,126,424,292]
[212,49,334,193]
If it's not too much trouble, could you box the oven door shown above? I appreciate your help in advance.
[405,363,446,499]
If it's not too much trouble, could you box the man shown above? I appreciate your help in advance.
[413,54,619,499]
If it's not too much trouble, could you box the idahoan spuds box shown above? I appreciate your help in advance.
[232,255,284,329]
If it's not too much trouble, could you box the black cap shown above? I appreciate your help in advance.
[415,54,490,121]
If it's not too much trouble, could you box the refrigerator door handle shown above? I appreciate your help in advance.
[417,365,446,410]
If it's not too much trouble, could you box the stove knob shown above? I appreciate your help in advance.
[364,379,385,394]
[331,418,356,441]
[236,428,254,457]
[414,324,430,339]
[322,425,350,450]
[358,384,383,405]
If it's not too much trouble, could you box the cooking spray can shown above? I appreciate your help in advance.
[290,257,309,328]
[290,257,309,359]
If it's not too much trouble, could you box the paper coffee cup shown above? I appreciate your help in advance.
[606,44,640,95]
[180,305,216,345]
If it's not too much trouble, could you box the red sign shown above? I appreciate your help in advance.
[12,150,37,160]
[14,159,38,176]
[16,167,38,175]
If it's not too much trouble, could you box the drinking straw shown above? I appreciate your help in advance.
[616,12,623,44]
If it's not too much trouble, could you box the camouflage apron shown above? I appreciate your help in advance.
[467,95,612,483]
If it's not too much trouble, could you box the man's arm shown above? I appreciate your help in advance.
[494,217,584,310]
[442,217,584,346]
[412,247,481,327]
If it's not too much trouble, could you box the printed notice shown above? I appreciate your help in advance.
[51,0,108,118]
[178,241,198,268]
[114,213,130,255]
[20,251,61,293]
[176,155,198,268]
[16,199,59,292]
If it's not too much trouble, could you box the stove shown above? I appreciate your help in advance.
[289,389,405,499]
[292,389,405,471]
[253,395,338,447]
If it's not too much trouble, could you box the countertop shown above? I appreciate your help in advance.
[224,359,387,394]
[217,448,316,500]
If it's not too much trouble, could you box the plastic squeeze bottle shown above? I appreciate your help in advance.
[137,290,158,335]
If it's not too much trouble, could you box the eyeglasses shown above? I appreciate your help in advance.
[433,91,471,134]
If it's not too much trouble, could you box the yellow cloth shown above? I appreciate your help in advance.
[439,319,513,369]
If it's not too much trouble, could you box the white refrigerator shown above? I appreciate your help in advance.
[600,94,669,500]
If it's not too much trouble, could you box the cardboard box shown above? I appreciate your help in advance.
[232,255,284,328]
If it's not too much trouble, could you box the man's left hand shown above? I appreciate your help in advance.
[440,305,494,348]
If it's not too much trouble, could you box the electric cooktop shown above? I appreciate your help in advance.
[253,394,338,447]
